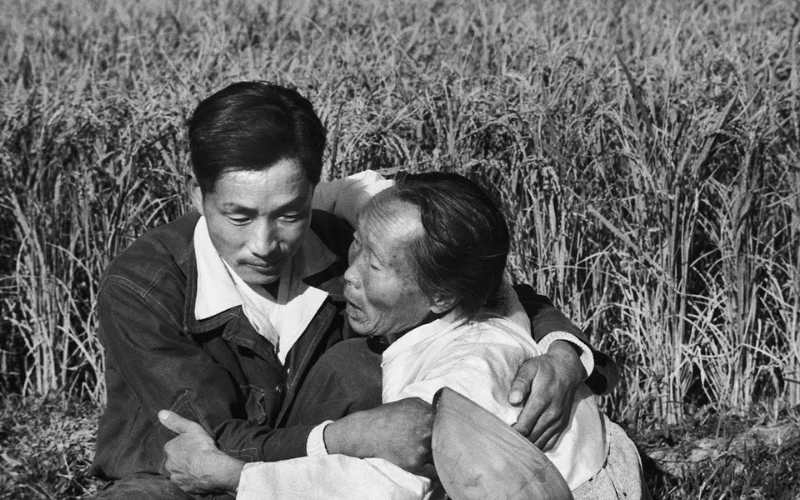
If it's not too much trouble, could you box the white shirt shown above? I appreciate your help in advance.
[237,290,608,499]
[193,216,337,363]
[381,291,608,490]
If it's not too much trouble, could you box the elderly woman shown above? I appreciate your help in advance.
[161,172,647,499]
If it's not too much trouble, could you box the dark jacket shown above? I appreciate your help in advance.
[91,210,617,479]
[92,210,354,479]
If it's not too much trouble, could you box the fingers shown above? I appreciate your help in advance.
[510,392,547,439]
[508,362,537,406]
[408,398,434,472]
[371,398,433,473]
[158,410,207,435]
[531,412,568,451]
[540,424,564,452]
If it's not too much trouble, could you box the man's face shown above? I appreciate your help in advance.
[192,158,314,286]
[343,198,441,337]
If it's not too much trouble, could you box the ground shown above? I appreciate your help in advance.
[0,395,798,499]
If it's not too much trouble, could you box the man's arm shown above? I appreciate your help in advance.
[158,401,433,495]
[97,275,316,470]
[508,284,619,450]
[323,398,434,474]
[312,170,394,227]
[513,283,619,395]
[159,410,432,500]
[159,411,244,495]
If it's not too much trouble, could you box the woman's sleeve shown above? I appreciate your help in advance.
[237,456,430,500]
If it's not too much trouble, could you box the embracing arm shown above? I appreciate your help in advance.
[323,398,434,474]
[159,410,244,495]
[312,170,394,227]
[513,284,619,395]
[509,284,619,450]
[160,410,432,500]
[159,400,435,495]
[97,274,315,474]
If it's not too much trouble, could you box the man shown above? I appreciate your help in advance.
[91,81,616,499]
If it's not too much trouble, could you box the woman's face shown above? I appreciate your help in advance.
[343,198,442,337]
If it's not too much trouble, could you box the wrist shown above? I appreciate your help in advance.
[307,420,334,456]
[539,332,595,380]
[323,412,369,458]
[547,340,587,383]
[214,451,245,494]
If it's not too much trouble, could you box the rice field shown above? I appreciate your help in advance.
[1,0,799,497]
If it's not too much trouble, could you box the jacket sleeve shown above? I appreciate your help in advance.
[512,284,620,396]
[97,274,314,473]
[311,170,394,228]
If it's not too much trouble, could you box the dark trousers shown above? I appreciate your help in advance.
[92,338,382,500]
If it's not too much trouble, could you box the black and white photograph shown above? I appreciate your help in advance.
[1,0,798,498]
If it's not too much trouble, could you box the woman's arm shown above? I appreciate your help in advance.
[159,408,432,500]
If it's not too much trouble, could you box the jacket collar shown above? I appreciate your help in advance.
[184,217,340,335]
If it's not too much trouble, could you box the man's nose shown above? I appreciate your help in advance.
[249,220,279,259]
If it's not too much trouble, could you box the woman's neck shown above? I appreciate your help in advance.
[370,307,464,349]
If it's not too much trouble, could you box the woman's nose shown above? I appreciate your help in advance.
[343,264,361,288]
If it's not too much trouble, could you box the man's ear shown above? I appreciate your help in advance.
[189,177,204,216]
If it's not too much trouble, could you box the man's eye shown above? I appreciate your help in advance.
[228,217,250,225]
[280,213,302,222]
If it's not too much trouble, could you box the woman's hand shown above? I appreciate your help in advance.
[158,410,245,495]
[508,341,586,451]
[324,397,434,474]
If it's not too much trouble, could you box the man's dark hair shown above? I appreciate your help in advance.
[391,171,510,318]
[189,81,326,192]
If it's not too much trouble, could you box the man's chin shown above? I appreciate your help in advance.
[238,269,281,287]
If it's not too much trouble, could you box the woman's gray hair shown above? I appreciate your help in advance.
[387,171,510,319]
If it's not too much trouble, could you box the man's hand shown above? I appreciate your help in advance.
[508,341,586,451]
[158,410,245,495]
[324,397,434,475]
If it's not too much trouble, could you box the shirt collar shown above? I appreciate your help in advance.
[380,280,530,364]
[381,318,457,365]
[193,216,339,321]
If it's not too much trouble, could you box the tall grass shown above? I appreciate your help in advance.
[1,0,798,427]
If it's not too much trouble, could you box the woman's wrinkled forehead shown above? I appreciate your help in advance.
[358,191,424,250]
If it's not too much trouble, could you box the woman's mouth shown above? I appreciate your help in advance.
[343,293,365,318]
[345,297,361,311]
[345,302,367,326]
